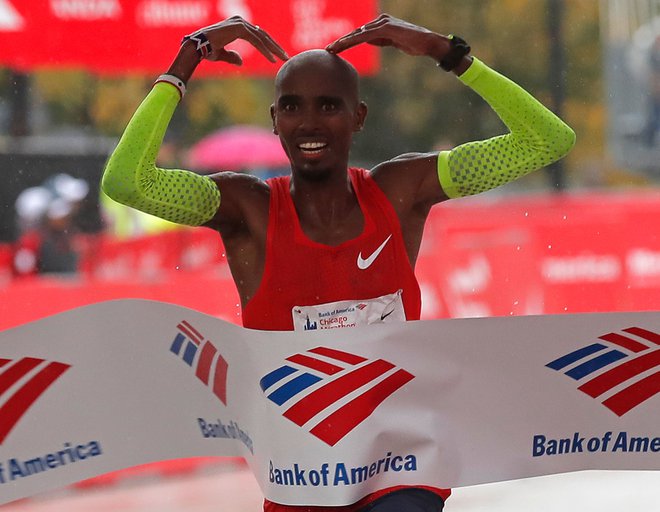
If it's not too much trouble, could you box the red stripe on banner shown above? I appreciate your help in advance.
[308,347,367,365]
[599,333,649,353]
[195,341,217,385]
[579,350,660,398]
[623,327,660,345]
[213,354,228,405]
[602,371,660,416]
[310,369,415,446]
[177,323,202,346]
[0,357,44,396]
[181,321,204,344]
[0,359,9,368]
[286,354,343,375]
[283,360,394,426]
[0,362,70,444]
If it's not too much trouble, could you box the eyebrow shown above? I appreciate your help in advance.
[317,95,344,105]
[277,94,346,107]
[277,94,300,106]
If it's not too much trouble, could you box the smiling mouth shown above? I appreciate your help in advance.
[298,142,328,155]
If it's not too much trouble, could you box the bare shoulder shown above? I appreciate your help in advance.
[205,171,271,235]
[370,151,447,210]
[209,170,270,197]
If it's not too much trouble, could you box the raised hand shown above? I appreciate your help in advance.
[326,14,451,62]
[188,16,288,65]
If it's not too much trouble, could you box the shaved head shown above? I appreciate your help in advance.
[275,49,360,105]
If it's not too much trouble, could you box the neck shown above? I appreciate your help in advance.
[290,167,358,227]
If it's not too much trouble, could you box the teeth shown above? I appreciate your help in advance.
[299,142,327,150]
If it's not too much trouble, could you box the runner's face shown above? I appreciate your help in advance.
[271,58,366,179]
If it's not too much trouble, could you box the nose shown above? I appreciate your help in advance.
[297,106,321,132]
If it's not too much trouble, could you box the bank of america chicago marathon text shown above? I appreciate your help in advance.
[533,431,660,457]
[0,441,102,484]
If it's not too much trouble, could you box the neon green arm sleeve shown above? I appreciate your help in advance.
[437,58,576,198]
[101,83,221,226]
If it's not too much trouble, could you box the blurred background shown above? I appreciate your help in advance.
[0,0,659,510]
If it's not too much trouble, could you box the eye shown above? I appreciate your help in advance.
[282,102,298,112]
[321,101,338,112]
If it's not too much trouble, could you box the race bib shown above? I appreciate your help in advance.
[291,290,405,331]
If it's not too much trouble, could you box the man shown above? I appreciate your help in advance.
[102,14,575,512]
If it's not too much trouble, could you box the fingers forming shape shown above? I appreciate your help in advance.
[202,17,288,65]
[326,15,391,53]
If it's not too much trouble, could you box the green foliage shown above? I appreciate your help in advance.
[33,69,96,126]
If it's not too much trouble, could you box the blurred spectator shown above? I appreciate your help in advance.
[13,173,89,275]
[630,18,660,147]
[647,35,660,146]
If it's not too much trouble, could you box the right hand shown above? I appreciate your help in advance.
[189,16,288,66]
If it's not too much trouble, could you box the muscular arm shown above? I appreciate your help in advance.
[334,15,575,214]
[437,57,576,199]
[374,57,576,210]
[102,17,286,232]
[101,83,221,226]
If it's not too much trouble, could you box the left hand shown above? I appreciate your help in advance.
[326,14,450,60]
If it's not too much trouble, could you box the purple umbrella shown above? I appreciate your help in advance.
[186,125,289,171]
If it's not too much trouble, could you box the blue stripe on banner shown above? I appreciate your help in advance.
[260,365,297,391]
[546,343,607,370]
[183,341,198,366]
[170,333,186,355]
[565,349,628,380]
[268,373,322,405]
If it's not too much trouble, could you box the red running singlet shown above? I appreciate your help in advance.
[242,168,421,331]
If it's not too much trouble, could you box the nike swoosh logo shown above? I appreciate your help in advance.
[357,235,392,270]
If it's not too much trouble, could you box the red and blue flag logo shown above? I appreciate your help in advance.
[260,346,414,446]
[170,320,228,405]
[546,326,660,416]
[0,357,70,444]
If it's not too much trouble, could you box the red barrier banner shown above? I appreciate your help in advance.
[417,193,660,319]
[0,0,378,75]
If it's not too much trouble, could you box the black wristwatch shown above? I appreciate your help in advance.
[438,35,471,72]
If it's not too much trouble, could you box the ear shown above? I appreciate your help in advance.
[354,101,368,132]
[270,104,278,135]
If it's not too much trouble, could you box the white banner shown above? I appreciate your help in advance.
[0,300,658,506]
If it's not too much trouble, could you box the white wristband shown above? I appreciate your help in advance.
[154,74,186,99]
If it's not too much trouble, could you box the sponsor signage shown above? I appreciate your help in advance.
[0,0,378,75]
[546,327,660,416]
[0,357,70,444]
[260,346,414,446]
[0,300,658,506]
